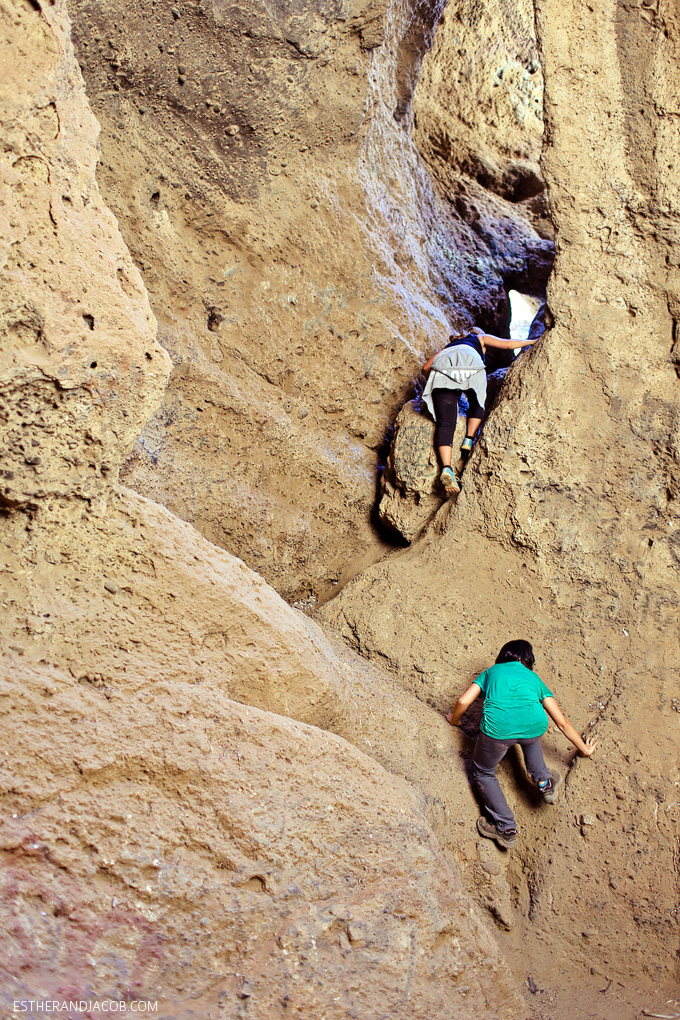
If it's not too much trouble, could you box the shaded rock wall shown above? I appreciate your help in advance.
[413,0,545,211]
[412,0,553,339]
[319,0,680,990]
[66,0,550,600]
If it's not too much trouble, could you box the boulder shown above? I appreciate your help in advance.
[378,399,468,541]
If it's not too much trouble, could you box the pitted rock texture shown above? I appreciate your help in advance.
[0,8,527,1013]
[319,0,680,992]
[0,651,525,1020]
[413,0,546,213]
[0,0,170,509]
[4,0,680,1013]
[377,398,468,542]
[412,0,554,328]
[378,400,443,542]
[66,0,551,599]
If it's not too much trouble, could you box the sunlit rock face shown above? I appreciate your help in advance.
[0,3,528,1015]
[0,0,170,510]
[67,0,551,600]
[319,0,680,990]
[1,649,525,1020]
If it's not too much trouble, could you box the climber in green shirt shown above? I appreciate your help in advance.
[446,639,598,849]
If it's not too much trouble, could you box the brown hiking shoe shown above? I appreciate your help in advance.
[476,816,517,849]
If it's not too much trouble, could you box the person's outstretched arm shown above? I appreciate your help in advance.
[543,697,598,756]
[481,333,539,350]
[445,683,482,726]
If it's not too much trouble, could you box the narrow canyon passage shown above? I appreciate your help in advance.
[67,0,553,604]
[1,0,679,1018]
[319,0,680,1011]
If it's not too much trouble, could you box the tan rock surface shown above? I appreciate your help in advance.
[0,486,476,839]
[1,650,525,1018]
[66,0,551,600]
[413,0,546,217]
[0,3,527,1015]
[0,0,170,509]
[319,0,680,993]
[4,0,680,1013]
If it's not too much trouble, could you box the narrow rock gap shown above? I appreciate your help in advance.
[369,0,554,549]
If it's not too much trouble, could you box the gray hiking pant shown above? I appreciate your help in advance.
[472,731,552,833]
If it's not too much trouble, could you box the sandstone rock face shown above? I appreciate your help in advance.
[0,4,528,1015]
[1,650,525,1019]
[412,0,554,329]
[413,0,546,213]
[319,0,680,989]
[66,0,551,599]
[0,0,170,509]
[0,485,482,849]
[5,0,680,1009]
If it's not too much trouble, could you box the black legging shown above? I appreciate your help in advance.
[432,387,484,448]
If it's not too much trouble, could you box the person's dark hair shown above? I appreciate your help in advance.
[495,640,535,670]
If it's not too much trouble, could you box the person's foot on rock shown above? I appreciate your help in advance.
[539,770,564,804]
[440,466,460,495]
[476,816,517,849]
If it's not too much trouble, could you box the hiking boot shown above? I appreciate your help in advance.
[476,816,517,849]
[538,770,563,805]
[460,436,475,455]
[440,466,460,494]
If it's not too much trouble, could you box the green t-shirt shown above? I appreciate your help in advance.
[475,661,553,740]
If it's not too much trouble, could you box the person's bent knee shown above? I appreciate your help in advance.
[465,391,484,419]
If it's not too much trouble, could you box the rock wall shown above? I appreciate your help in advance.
[0,1,527,1014]
[413,0,548,223]
[320,0,680,992]
[0,0,170,509]
[65,0,551,600]
[2,647,525,1019]
[5,0,680,1009]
